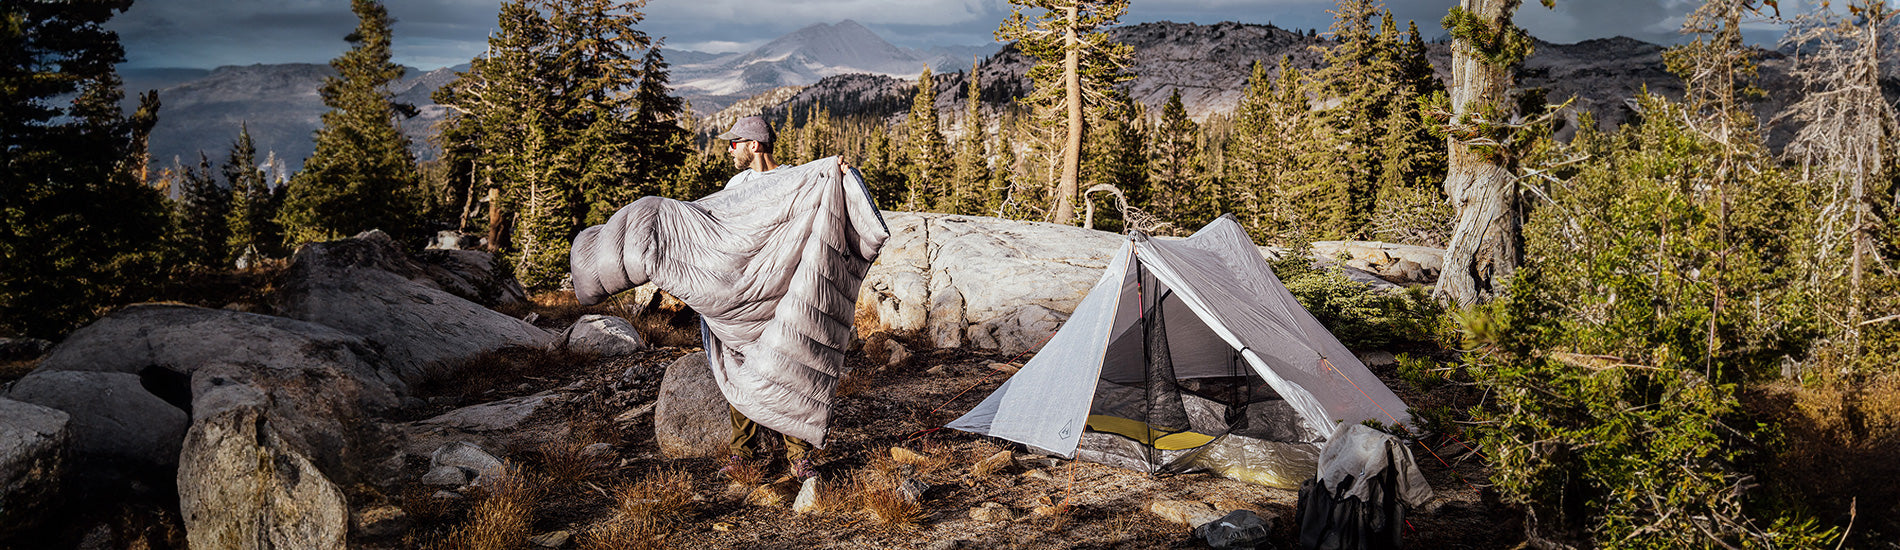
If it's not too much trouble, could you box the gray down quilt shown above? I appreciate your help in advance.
[569,156,888,447]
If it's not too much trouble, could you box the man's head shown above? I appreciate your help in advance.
[719,116,776,170]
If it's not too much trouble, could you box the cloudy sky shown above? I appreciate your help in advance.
[109,0,1826,70]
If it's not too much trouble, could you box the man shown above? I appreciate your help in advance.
[571,116,886,486]
[720,115,850,185]
[714,116,818,479]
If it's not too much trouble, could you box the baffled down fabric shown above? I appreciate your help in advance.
[568,156,889,447]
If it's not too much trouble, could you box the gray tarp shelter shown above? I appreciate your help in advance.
[946,215,1414,488]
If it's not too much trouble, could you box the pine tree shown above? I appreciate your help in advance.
[1,0,177,337]
[1082,97,1147,232]
[904,66,952,212]
[436,0,667,288]
[224,124,279,262]
[949,64,992,216]
[277,0,422,246]
[996,0,1134,224]
[1147,89,1214,227]
[176,153,231,267]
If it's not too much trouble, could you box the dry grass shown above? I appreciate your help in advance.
[1747,377,1900,541]
[630,310,701,348]
[722,458,768,487]
[858,472,923,527]
[537,436,607,489]
[813,476,863,514]
[438,465,540,550]
[400,484,454,524]
[578,468,698,550]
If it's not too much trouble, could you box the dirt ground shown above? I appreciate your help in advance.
[372,329,1525,550]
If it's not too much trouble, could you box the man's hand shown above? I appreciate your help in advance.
[838,157,853,177]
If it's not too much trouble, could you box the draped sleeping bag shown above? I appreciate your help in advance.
[568,156,889,447]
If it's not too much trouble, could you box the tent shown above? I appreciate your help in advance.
[946,215,1414,488]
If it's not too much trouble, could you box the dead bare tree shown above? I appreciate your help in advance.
[1777,0,1899,342]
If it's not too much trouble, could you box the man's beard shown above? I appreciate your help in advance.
[732,147,753,171]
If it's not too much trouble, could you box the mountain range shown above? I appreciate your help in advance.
[124,19,1856,179]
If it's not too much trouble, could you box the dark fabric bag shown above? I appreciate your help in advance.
[1294,470,1404,550]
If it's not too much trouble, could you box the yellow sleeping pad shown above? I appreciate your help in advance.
[1085,415,1217,450]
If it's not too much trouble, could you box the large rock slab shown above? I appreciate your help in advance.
[417,392,556,432]
[653,352,730,459]
[1309,241,1444,285]
[178,383,347,550]
[275,230,553,384]
[857,213,1125,355]
[11,304,396,478]
[6,370,187,469]
[28,303,400,407]
[414,248,529,307]
[0,398,69,537]
[854,213,1429,355]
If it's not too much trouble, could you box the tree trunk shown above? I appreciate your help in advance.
[1053,5,1083,225]
[484,186,503,253]
[1434,0,1521,306]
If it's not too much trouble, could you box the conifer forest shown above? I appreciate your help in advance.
[4,0,1900,548]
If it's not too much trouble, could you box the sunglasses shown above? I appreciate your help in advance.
[728,139,751,150]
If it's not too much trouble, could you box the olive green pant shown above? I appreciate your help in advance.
[728,405,812,461]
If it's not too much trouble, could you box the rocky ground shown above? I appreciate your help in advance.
[353,298,1520,550]
[0,215,1509,549]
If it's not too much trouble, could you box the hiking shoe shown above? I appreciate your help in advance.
[790,458,818,480]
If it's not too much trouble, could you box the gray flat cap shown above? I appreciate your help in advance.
[716,116,776,143]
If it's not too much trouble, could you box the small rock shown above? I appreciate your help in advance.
[987,362,1019,375]
[890,446,927,465]
[972,450,1016,475]
[896,478,930,503]
[563,314,647,356]
[969,502,1015,523]
[432,490,464,500]
[422,465,472,487]
[1032,505,1064,517]
[1149,500,1225,528]
[580,443,614,459]
[353,505,410,538]
[1021,469,1055,482]
[432,442,504,485]
[522,312,541,324]
[711,522,733,532]
[886,343,911,368]
[529,530,572,547]
[925,365,948,375]
[924,540,962,550]
[792,477,820,513]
